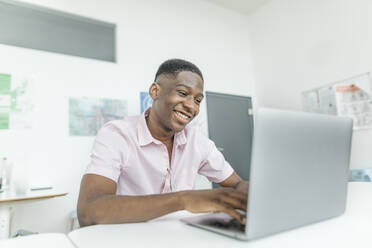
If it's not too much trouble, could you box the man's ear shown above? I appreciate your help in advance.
[149,83,160,100]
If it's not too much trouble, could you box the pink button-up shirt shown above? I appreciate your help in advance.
[85,109,234,195]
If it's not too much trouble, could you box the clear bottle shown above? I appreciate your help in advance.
[2,158,13,190]
[0,157,5,190]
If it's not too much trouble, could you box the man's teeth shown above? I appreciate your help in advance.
[175,111,190,120]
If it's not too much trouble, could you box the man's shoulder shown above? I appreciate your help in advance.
[99,115,140,138]
[184,124,209,142]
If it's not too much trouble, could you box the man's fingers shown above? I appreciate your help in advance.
[214,203,246,225]
[217,194,247,211]
[220,188,248,202]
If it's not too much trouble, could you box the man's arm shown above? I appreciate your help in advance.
[219,172,249,193]
[77,174,247,227]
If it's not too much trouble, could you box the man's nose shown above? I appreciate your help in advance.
[183,96,197,114]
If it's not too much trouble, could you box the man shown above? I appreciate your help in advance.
[77,59,249,227]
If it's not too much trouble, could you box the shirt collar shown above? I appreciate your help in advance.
[137,108,187,147]
[174,128,187,146]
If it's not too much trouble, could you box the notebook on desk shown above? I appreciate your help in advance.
[181,108,353,241]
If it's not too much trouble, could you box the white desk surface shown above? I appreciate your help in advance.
[69,182,372,248]
[0,188,68,239]
[0,188,67,203]
[0,233,76,248]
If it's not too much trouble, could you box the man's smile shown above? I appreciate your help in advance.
[174,110,192,123]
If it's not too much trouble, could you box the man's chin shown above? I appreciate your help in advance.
[170,116,191,132]
[173,125,186,133]
[171,122,188,132]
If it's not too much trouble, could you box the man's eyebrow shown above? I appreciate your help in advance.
[175,83,191,89]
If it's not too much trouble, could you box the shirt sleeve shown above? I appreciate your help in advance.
[198,137,234,183]
[85,121,128,183]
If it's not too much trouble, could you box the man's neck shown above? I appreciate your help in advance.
[146,111,174,144]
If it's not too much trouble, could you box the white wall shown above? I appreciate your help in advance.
[0,0,256,233]
[247,0,372,169]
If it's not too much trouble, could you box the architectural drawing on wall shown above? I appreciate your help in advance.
[0,73,35,129]
[69,97,128,136]
[140,92,153,113]
[302,85,338,115]
[302,72,372,130]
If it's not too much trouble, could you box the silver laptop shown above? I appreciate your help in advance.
[181,108,353,241]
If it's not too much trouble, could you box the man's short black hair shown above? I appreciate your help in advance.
[154,59,203,81]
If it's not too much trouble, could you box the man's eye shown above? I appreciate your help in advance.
[195,98,202,105]
[178,91,187,96]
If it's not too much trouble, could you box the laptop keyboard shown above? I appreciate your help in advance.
[201,218,246,232]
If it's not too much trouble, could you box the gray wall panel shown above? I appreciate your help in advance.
[206,92,254,187]
[0,0,116,62]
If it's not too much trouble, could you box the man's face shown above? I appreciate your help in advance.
[151,71,204,133]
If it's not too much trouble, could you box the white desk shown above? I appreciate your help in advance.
[0,233,76,248]
[0,189,67,239]
[69,183,372,248]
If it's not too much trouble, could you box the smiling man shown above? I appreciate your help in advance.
[77,59,248,227]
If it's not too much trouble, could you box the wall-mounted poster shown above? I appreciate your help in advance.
[69,97,127,136]
[302,72,372,130]
[302,85,338,115]
[0,73,36,129]
[335,84,372,129]
[140,92,153,113]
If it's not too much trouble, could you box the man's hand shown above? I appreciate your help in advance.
[219,172,249,193]
[179,188,247,224]
[234,180,249,194]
